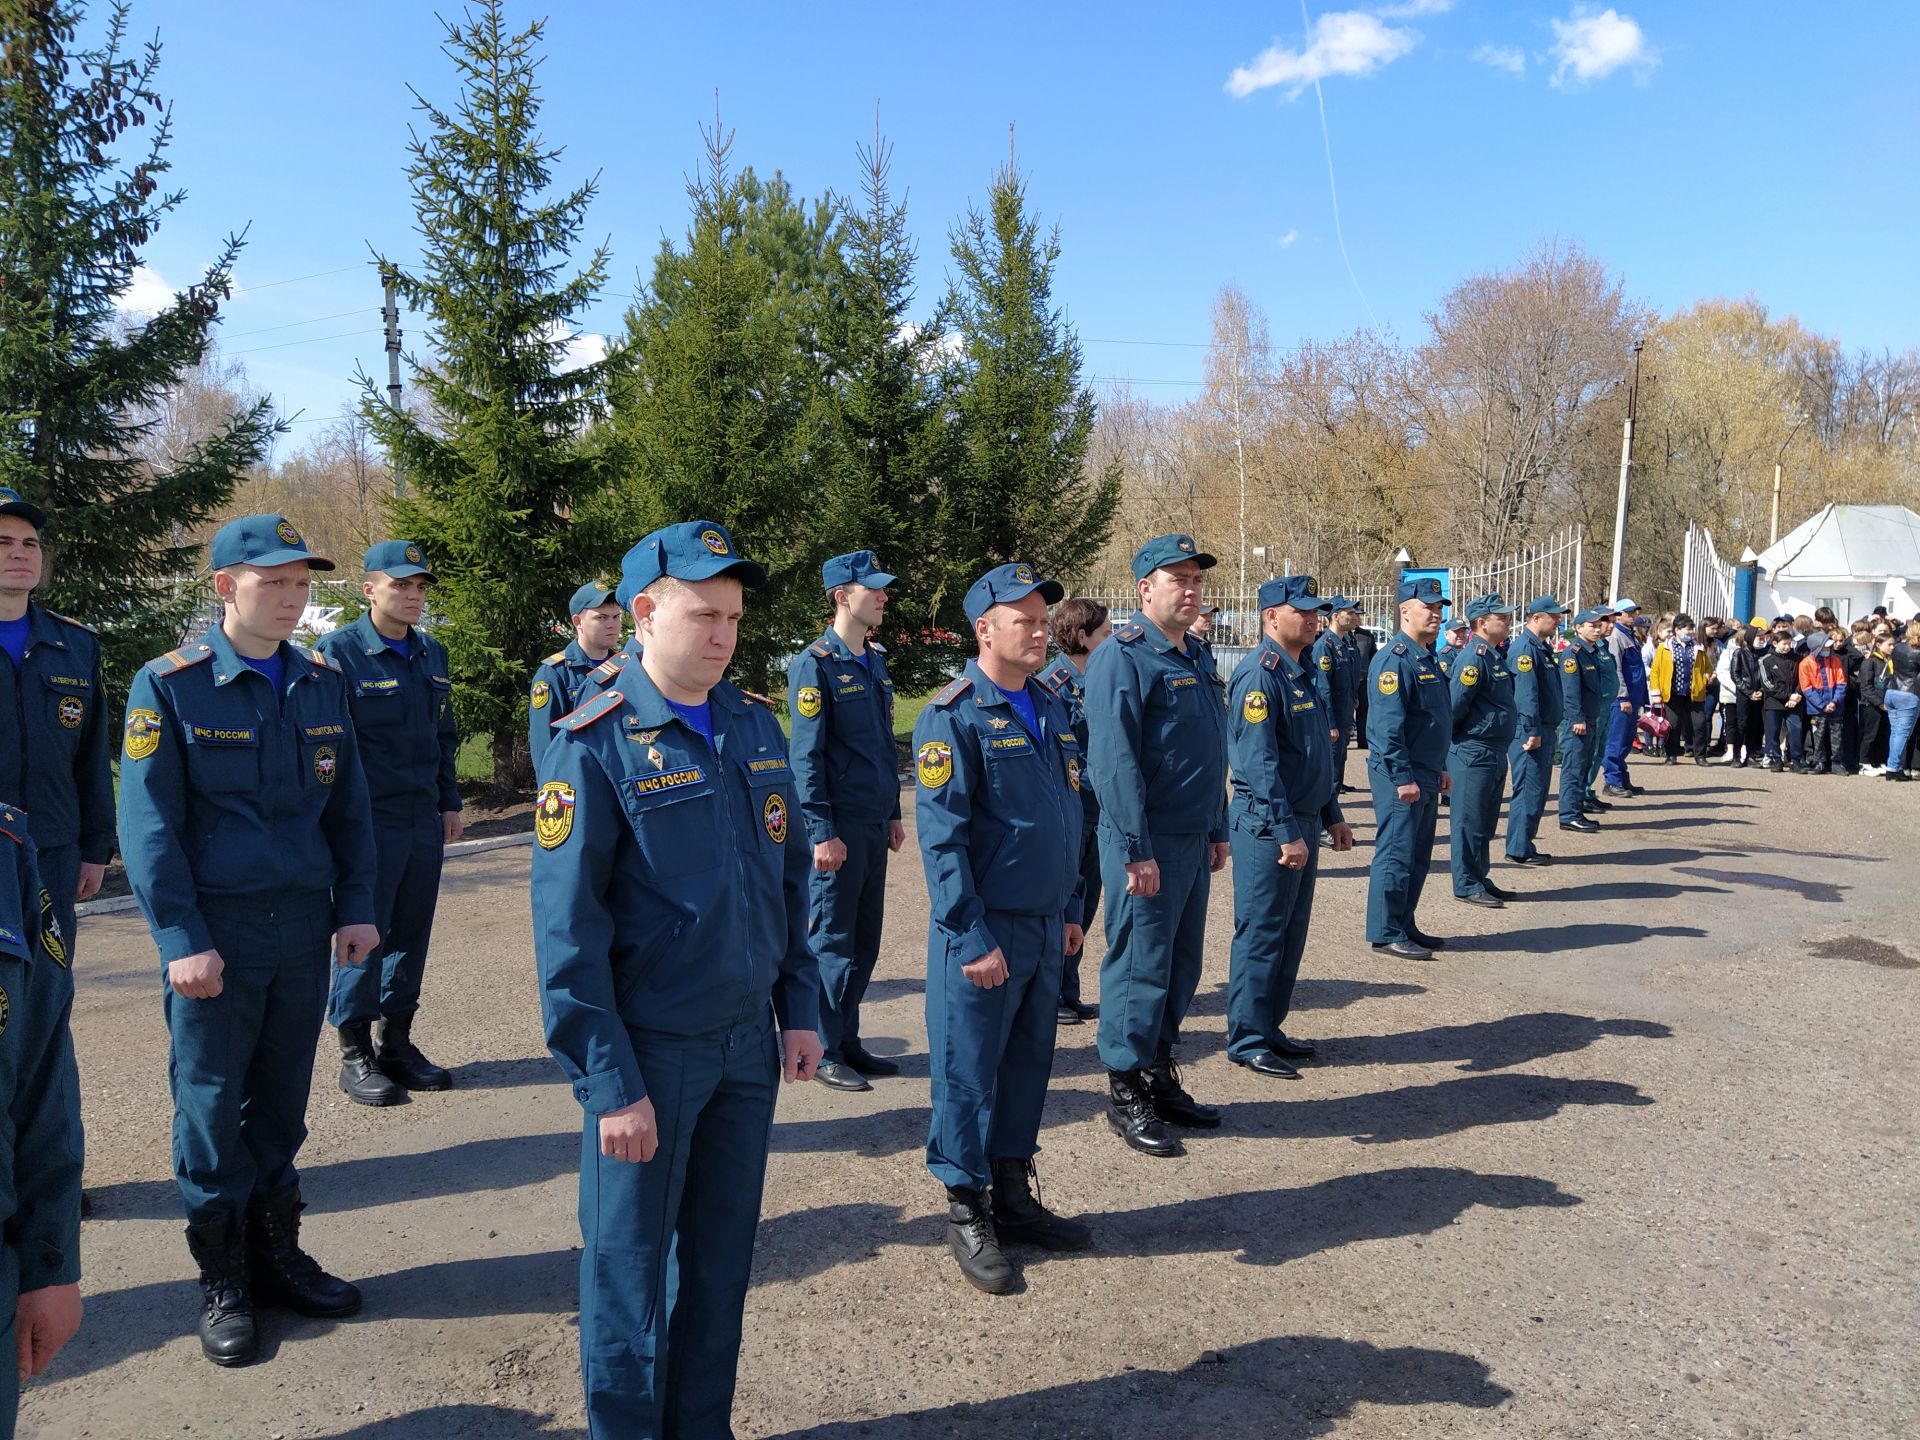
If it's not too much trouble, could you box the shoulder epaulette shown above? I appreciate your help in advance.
[558,689,626,732]
[148,644,215,676]
[1040,667,1069,695]
[0,803,25,843]
[305,646,342,673]
[1260,649,1281,671]
[739,689,776,708]
[932,675,973,707]
[1114,623,1145,645]
[46,609,96,634]
[1391,641,1409,655]
[590,652,631,683]
[867,639,887,654]
[807,641,832,659]
[542,651,567,666]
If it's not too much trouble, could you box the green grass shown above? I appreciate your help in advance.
[892,689,937,745]
[456,732,495,784]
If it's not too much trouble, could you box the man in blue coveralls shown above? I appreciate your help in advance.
[1503,596,1567,867]
[1557,607,1613,834]
[0,803,85,1438]
[789,550,905,1093]
[1226,576,1354,1080]
[0,488,114,962]
[531,520,822,1440]
[1364,577,1452,961]
[1084,534,1229,1160]
[529,579,622,770]
[1447,594,1519,909]
[315,541,464,1104]
[914,563,1092,1294]
[119,515,379,1367]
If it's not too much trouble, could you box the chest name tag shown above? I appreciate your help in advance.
[834,682,868,696]
[357,677,402,694]
[1290,700,1317,714]
[191,724,257,745]
[1166,674,1199,690]
[626,766,705,798]
[1417,671,1440,683]
[747,757,791,775]
[986,734,1033,753]
[45,675,90,689]
[302,723,346,740]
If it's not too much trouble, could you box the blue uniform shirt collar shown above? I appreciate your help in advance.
[1395,628,1436,656]
[563,638,597,669]
[24,603,69,652]
[1260,636,1310,683]
[1129,612,1192,657]
[203,621,305,688]
[813,628,869,663]
[962,657,1042,712]
[348,610,419,657]
[610,657,752,737]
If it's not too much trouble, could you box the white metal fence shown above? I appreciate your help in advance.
[1679,522,1736,621]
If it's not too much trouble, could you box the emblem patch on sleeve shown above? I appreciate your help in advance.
[313,745,338,784]
[58,695,84,729]
[1461,665,1479,686]
[796,686,823,719]
[1517,654,1533,672]
[39,889,68,968]
[1066,757,1082,791]
[762,791,788,843]
[531,680,551,710]
[916,740,953,789]
[1378,671,1399,696]
[1318,654,1331,670]
[1562,657,1578,674]
[535,781,576,849]
[124,707,163,760]
[1242,691,1270,724]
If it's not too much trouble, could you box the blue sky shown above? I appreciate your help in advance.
[121,1,1918,447]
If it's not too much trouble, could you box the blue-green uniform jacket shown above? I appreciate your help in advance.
[0,604,115,867]
[787,630,901,847]
[0,807,83,1296]
[116,627,378,963]
[1039,658,1099,835]
[1308,630,1358,734]
[1364,634,1451,783]
[1229,639,1345,843]
[578,637,645,699]
[1083,620,1228,860]
[1448,635,1518,746]
[313,613,460,817]
[911,662,1085,963]
[527,639,604,769]
[1511,629,1564,742]
[1560,638,1609,720]
[529,666,820,1116]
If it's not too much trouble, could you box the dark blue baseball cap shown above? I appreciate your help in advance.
[963,562,1065,624]
[1526,594,1568,617]
[617,520,766,607]
[569,579,618,615]
[1131,533,1217,580]
[363,538,436,581]
[1573,605,1611,624]
[821,550,895,592]
[208,514,335,571]
[0,487,46,531]
[1257,574,1330,612]
[1464,593,1515,621]
[1396,576,1449,607]
[1328,594,1360,613]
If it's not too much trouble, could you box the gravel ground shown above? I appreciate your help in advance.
[21,761,1919,1439]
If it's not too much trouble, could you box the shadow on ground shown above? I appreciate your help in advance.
[1321,1012,1672,1072]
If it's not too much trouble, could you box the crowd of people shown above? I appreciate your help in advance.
[1,481,1914,1440]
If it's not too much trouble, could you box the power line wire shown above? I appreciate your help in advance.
[222,307,377,340]
[227,327,380,358]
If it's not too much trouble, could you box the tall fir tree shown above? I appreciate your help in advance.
[0,0,278,702]
[610,118,841,691]
[940,163,1119,595]
[367,1,618,791]
[818,125,952,691]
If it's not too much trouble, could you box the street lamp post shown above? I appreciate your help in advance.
[1607,339,1644,605]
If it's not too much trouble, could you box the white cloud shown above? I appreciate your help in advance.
[1227,11,1420,100]
[1550,7,1655,86]
[557,330,607,372]
[1376,0,1453,16]
[1472,43,1526,74]
[117,264,174,316]
[1276,229,1300,248]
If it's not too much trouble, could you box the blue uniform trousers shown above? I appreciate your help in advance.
[1332,727,1353,791]
[328,807,443,1026]
[578,1017,779,1440]
[1602,704,1639,787]
[1558,723,1597,821]
[1447,741,1508,897]
[165,900,333,1224]
[810,821,890,1065]
[1225,818,1319,1061]
[926,911,1064,1192]
[1059,826,1101,1007]
[1503,739,1552,860]
[34,841,78,969]
[1365,773,1439,946]
[1095,828,1210,1073]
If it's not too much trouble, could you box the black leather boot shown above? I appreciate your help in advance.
[1105,1070,1183,1157]
[989,1157,1092,1251]
[945,1186,1016,1294]
[247,1188,362,1319]
[184,1217,258,1366]
[1147,1056,1221,1129]
[376,1013,453,1091]
[338,1022,403,1106]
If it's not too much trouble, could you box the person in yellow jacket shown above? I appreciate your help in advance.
[1648,613,1715,765]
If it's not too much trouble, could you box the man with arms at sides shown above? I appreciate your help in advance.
[529,579,622,770]
[1503,596,1567,868]
[1364,578,1452,961]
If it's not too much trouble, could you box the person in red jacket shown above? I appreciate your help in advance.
[1796,636,1847,775]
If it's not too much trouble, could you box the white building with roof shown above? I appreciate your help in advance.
[1753,503,1920,622]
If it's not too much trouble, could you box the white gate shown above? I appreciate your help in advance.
[1680,522,1736,620]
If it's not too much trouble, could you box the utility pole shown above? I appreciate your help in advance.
[1769,412,1808,547]
[1606,338,1644,604]
[1229,331,1249,602]
[381,269,405,497]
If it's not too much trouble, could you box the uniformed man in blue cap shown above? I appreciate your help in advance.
[1039,598,1111,1025]
[529,579,623,769]
[1436,615,1470,677]
[914,562,1091,1294]
[1227,575,1355,1080]
[119,514,379,1367]
[530,519,822,1440]
[314,541,464,1104]
[1447,595,1519,908]
[1309,595,1361,796]
[1503,596,1567,867]
[1582,606,1622,814]
[0,803,85,1434]
[1084,533,1228,1158]
[0,488,114,962]
[789,550,905,1093]
[1364,577,1452,960]
[1557,607,1612,833]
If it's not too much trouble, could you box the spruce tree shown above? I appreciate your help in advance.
[0,0,278,698]
[367,1,618,791]
[940,164,1119,593]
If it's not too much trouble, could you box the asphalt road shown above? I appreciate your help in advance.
[21,760,1919,1439]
